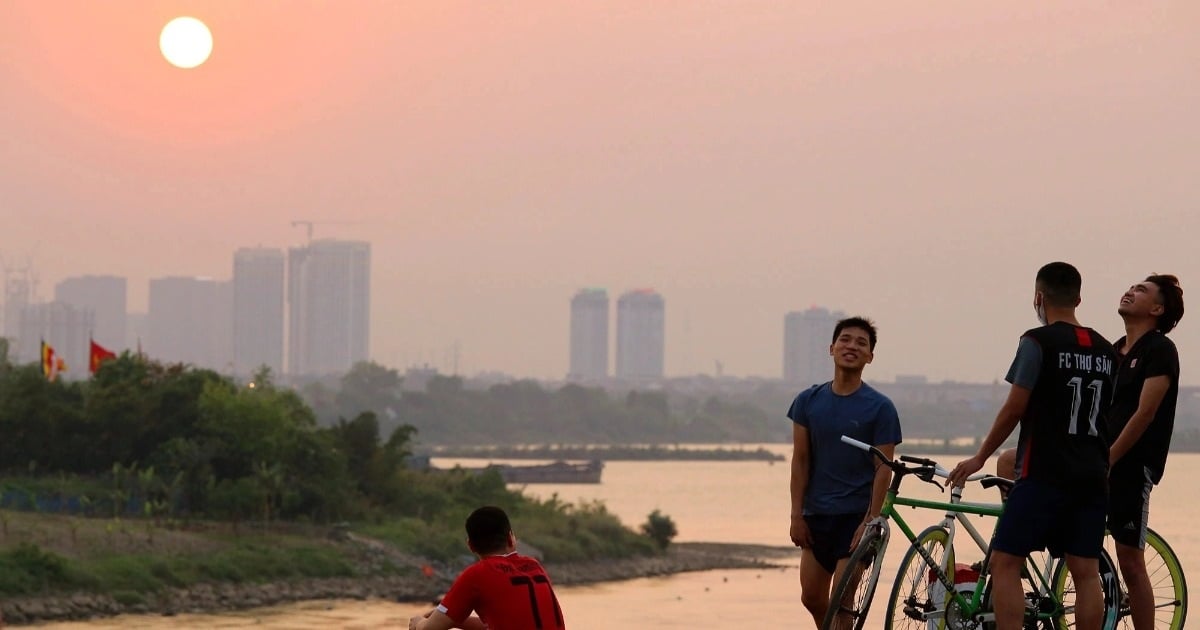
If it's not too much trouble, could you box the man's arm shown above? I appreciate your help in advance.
[866,443,895,520]
[947,384,1030,486]
[847,442,896,550]
[1109,375,1171,466]
[409,609,486,630]
[789,422,813,547]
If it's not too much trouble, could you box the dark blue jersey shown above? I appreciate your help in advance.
[788,382,902,515]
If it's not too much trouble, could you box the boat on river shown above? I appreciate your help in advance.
[491,459,603,484]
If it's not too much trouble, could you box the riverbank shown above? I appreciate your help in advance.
[0,542,794,626]
[427,444,787,461]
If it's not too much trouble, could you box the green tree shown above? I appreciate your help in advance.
[640,509,678,550]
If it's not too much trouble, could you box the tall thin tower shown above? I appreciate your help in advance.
[568,288,609,381]
[615,289,665,380]
[233,248,285,376]
[2,262,33,360]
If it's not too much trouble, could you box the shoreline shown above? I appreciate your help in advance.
[0,542,795,626]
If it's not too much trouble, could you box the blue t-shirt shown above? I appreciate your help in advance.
[788,382,903,516]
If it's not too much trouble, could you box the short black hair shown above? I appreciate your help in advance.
[832,316,878,351]
[1035,262,1082,307]
[1146,274,1184,334]
[465,506,512,555]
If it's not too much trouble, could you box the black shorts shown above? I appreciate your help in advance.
[992,477,1106,559]
[805,513,865,574]
[1108,464,1153,548]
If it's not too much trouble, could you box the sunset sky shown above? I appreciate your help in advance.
[2,2,1198,384]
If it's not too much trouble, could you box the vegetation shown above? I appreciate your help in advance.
[640,510,678,550]
[0,354,671,599]
[0,539,355,597]
[299,367,784,446]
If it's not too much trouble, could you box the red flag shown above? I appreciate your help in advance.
[89,339,117,374]
[41,340,65,381]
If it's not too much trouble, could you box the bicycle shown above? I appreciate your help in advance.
[824,436,1120,630]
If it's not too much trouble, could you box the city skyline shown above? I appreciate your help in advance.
[5,255,1200,387]
[3,4,1198,384]
[2,240,372,379]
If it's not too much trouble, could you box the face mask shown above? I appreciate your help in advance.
[1034,297,1048,326]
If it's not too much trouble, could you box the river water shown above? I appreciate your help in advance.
[35,446,1199,629]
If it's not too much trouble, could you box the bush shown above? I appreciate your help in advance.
[0,543,82,595]
[640,509,677,550]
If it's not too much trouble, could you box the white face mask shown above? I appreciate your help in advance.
[1034,295,1048,326]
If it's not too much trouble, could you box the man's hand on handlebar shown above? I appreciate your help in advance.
[947,455,986,488]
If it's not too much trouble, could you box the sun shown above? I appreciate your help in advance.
[160,17,212,69]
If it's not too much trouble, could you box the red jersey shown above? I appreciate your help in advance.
[437,552,565,630]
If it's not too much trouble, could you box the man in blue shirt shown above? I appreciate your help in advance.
[788,316,902,628]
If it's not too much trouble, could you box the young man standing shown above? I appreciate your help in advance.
[788,316,902,628]
[949,262,1116,630]
[410,506,565,630]
[1107,274,1184,630]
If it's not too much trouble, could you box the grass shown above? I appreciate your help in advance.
[0,538,358,597]
[0,473,665,599]
[0,511,364,598]
[358,500,660,564]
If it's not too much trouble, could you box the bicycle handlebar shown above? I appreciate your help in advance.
[839,435,990,484]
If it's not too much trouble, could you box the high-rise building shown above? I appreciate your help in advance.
[783,306,846,385]
[568,288,608,381]
[54,275,127,351]
[147,277,232,371]
[2,266,32,358]
[615,289,664,380]
[287,239,370,376]
[126,312,147,353]
[16,302,94,379]
[233,248,285,376]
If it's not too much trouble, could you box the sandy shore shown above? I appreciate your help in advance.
[1,542,796,626]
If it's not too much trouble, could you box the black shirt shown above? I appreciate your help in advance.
[1108,331,1180,484]
[1015,322,1117,488]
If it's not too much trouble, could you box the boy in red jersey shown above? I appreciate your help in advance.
[409,506,565,630]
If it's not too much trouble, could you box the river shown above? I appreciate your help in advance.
[34,446,1198,629]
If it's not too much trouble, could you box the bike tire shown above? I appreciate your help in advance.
[886,525,954,630]
[1049,547,1119,630]
[1105,527,1187,630]
[823,525,887,630]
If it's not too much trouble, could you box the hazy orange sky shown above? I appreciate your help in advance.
[2,2,1198,384]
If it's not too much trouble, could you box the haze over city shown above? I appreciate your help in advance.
[2,3,1198,384]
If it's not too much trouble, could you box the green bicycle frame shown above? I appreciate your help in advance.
[877,483,1062,625]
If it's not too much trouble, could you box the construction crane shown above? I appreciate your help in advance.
[291,220,358,244]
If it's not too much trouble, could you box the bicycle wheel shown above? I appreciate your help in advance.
[886,526,955,630]
[824,525,887,630]
[1049,547,1119,630]
[1105,527,1187,629]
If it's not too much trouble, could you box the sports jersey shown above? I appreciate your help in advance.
[1011,322,1116,487]
[1108,331,1180,484]
[787,382,902,515]
[437,552,565,630]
